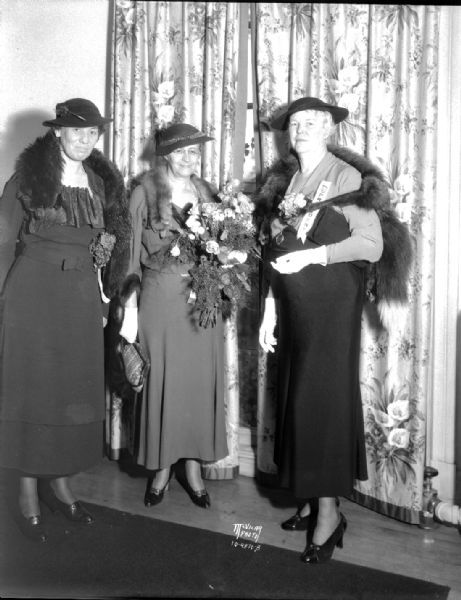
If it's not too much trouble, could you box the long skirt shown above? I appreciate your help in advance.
[0,231,105,476]
[135,268,228,470]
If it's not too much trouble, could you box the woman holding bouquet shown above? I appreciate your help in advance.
[121,123,228,508]
[257,97,387,563]
[0,98,130,541]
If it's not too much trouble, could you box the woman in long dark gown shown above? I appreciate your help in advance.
[0,98,130,542]
[258,97,384,563]
[119,124,228,509]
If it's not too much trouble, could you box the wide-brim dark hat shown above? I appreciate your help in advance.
[271,97,348,130]
[155,123,214,155]
[43,98,113,128]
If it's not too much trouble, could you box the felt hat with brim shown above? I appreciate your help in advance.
[271,97,348,130]
[43,98,113,128]
[155,123,214,155]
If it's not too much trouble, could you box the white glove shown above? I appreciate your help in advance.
[119,306,138,344]
[271,245,327,274]
[259,297,277,353]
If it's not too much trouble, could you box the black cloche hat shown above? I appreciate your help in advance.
[154,123,214,155]
[271,96,349,130]
[43,98,113,128]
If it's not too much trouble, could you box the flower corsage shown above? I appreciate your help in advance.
[89,231,116,270]
[89,232,117,305]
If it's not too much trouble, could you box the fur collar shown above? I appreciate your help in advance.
[131,159,217,229]
[16,131,124,210]
[14,131,131,298]
[254,145,414,313]
[254,145,390,217]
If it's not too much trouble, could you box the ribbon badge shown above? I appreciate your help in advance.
[297,180,332,243]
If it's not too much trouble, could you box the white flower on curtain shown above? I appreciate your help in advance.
[388,429,411,450]
[152,80,176,128]
[329,65,364,117]
[362,373,423,493]
[156,105,175,128]
[390,173,415,224]
[387,399,411,423]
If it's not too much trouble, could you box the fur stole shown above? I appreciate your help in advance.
[14,131,131,298]
[130,158,218,230]
[254,145,414,329]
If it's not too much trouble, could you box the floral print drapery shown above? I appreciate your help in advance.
[108,1,443,521]
[253,3,440,523]
[107,0,244,479]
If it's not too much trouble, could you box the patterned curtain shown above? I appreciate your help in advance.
[253,3,440,523]
[106,0,245,479]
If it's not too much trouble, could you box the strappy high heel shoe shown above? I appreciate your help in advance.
[300,513,347,564]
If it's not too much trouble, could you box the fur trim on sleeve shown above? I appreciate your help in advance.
[109,273,142,328]
[85,150,132,299]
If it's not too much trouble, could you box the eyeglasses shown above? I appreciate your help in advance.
[170,147,201,159]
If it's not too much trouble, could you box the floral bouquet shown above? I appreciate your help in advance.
[166,181,258,327]
[89,231,116,270]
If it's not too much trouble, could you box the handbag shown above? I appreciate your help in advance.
[119,339,150,393]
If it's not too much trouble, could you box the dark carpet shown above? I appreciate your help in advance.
[0,501,449,600]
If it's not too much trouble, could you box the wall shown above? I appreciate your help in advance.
[0,0,111,188]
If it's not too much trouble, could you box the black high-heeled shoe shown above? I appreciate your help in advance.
[300,513,347,564]
[15,513,48,543]
[189,489,210,509]
[144,478,168,507]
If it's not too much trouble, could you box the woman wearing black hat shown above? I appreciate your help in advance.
[120,123,228,508]
[0,98,130,541]
[256,97,385,563]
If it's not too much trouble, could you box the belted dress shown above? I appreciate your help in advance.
[0,170,106,476]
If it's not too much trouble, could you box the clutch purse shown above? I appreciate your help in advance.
[119,340,150,393]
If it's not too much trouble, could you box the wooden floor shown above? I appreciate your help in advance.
[70,456,461,599]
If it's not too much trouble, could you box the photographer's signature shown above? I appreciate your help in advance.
[231,523,262,552]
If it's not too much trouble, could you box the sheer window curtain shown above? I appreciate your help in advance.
[251,3,455,524]
[106,0,248,480]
